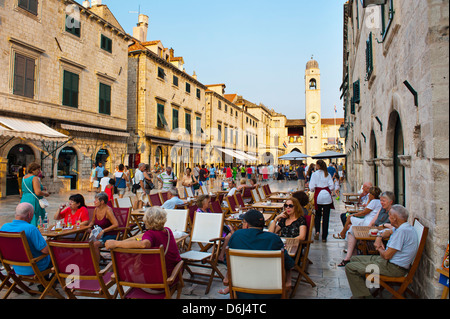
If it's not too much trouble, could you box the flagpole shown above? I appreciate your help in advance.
[334,105,337,150]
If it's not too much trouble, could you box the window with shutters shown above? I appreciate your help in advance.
[185,113,191,134]
[173,75,178,87]
[172,108,179,130]
[13,53,35,98]
[157,67,165,80]
[62,70,79,108]
[157,103,167,128]
[365,32,374,80]
[18,0,38,15]
[196,88,201,99]
[196,116,202,136]
[381,0,395,40]
[185,82,191,93]
[100,35,112,53]
[99,83,111,115]
[65,14,81,37]
[353,80,360,104]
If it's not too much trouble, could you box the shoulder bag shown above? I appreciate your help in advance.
[23,177,49,209]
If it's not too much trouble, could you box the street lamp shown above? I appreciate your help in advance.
[338,124,347,139]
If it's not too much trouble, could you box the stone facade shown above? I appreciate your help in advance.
[0,0,130,197]
[341,0,449,298]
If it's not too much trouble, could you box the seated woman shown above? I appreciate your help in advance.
[105,206,182,281]
[268,197,307,240]
[292,191,311,216]
[334,186,382,240]
[196,195,212,213]
[236,179,247,192]
[249,178,259,189]
[337,191,394,267]
[54,194,90,227]
[87,192,119,263]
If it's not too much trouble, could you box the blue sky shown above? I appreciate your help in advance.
[102,0,346,120]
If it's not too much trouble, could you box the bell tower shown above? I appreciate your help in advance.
[305,57,322,157]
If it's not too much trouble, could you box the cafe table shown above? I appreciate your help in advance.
[40,225,90,240]
[251,201,285,213]
[352,226,390,255]
[342,193,360,204]
[225,213,275,229]
[268,194,290,202]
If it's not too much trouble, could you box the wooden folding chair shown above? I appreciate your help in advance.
[242,186,254,203]
[225,195,240,215]
[262,184,271,197]
[160,191,169,203]
[47,240,115,299]
[180,212,225,294]
[290,214,316,298]
[257,187,266,201]
[251,188,261,203]
[234,193,251,209]
[112,207,132,240]
[226,247,287,299]
[210,201,224,215]
[164,209,189,233]
[185,187,194,198]
[367,218,429,299]
[0,231,63,299]
[149,193,163,207]
[199,185,208,195]
[114,197,133,209]
[111,246,184,299]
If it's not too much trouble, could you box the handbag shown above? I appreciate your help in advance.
[114,173,124,193]
[23,178,49,209]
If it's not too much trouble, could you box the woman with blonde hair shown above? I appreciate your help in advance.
[105,206,182,276]
[269,197,307,240]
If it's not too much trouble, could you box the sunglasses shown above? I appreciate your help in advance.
[284,204,294,208]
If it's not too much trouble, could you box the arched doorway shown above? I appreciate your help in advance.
[95,149,111,173]
[393,116,405,206]
[155,146,163,168]
[6,144,35,195]
[57,146,78,190]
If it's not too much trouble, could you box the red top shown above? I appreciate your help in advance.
[104,185,113,202]
[59,206,89,225]
[142,227,182,276]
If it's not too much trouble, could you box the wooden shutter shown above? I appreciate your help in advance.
[14,53,35,98]
[353,80,360,104]
[366,32,373,79]
[99,83,111,115]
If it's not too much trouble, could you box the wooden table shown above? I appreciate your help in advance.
[40,225,90,239]
[436,268,449,299]
[342,193,360,204]
[353,226,390,255]
[251,201,284,213]
[268,194,290,202]
[225,213,275,229]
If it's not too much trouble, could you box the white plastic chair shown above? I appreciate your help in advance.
[226,248,286,299]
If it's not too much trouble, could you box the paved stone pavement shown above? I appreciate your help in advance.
[0,179,380,300]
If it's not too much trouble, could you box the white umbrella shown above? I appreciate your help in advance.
[278,151,310,160]
[311,150,347,159]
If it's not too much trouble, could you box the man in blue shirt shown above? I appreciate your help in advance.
[161,188,186,209]
[0,203,51,276]
[327,162,338,181]
[219,209,294,298]
[345,205,418,298]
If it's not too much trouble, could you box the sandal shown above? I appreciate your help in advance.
[337,259,350,267]
[333,233,344,239]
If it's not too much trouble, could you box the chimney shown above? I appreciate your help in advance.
[82,0,90,8]
[91,0,102,6]
[169,48,174,59]
[133,14,149,42]
[192,71,197,80]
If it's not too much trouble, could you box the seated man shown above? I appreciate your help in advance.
[161,187,186,210]
[0,203,51,277]
[219,209,295,297]
[344,204,418,299]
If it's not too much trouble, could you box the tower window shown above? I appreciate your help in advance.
[309,79,317,90]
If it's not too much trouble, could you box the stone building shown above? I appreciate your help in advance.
[0,0,130,198]
[341,0,449,298]
[205,85,258,166]
[128,14,208,178]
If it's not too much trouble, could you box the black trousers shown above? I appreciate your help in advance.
[315,204,332,240]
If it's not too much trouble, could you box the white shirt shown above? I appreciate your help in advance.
[363,199,382,224]
[309,170,334,205]
[134,169,145,187]
[100,177,110,192]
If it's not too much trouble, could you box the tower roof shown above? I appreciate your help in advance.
[306,59,319,70]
